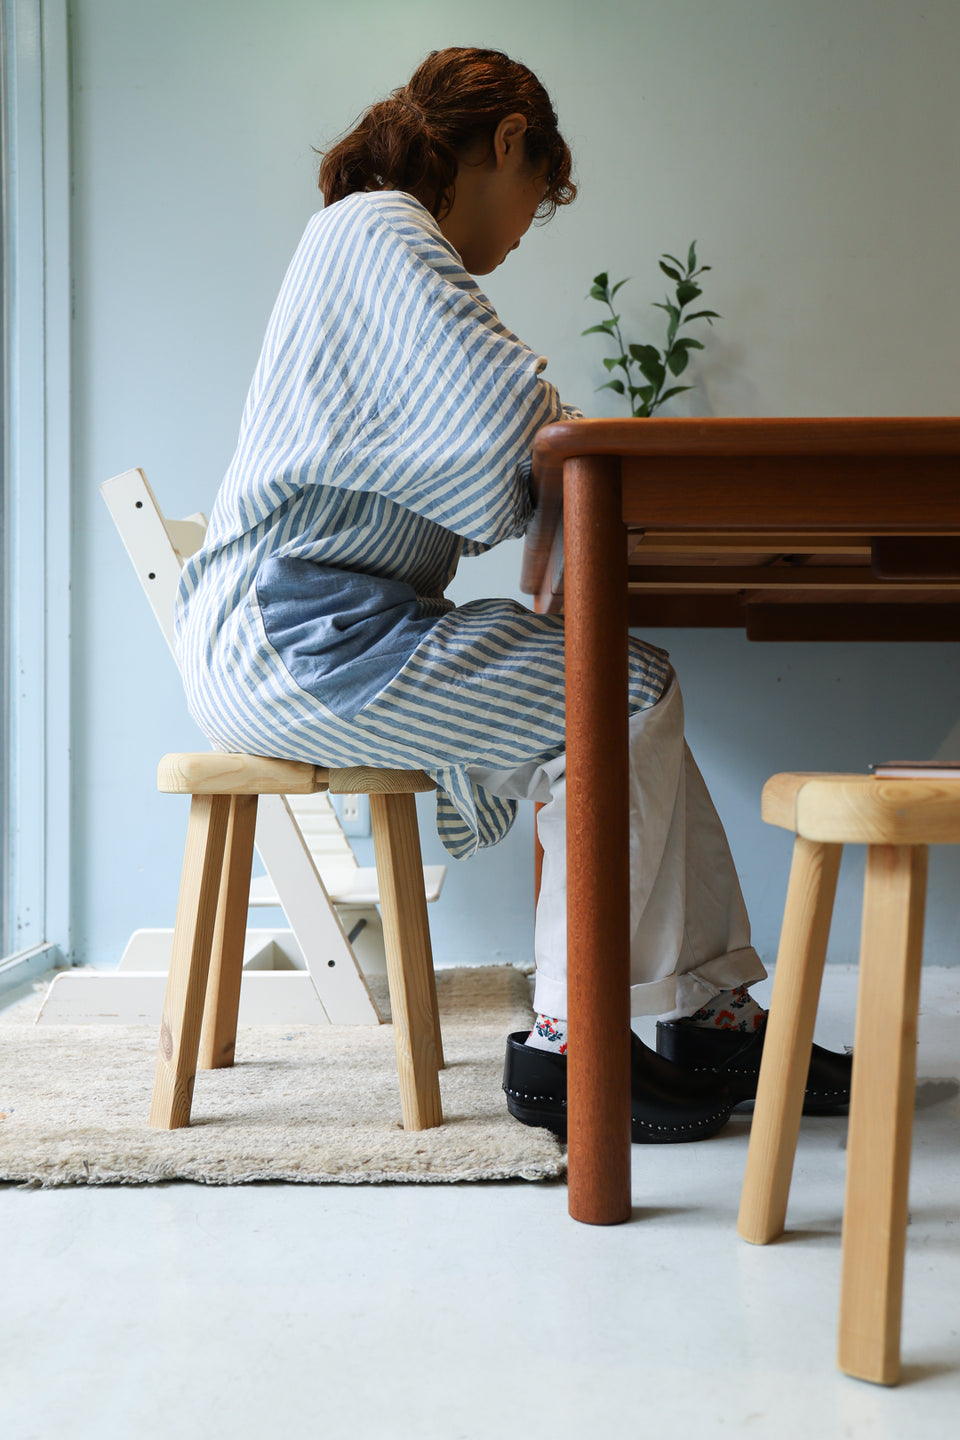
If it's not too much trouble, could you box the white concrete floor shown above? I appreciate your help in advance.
[2,966,959,1440]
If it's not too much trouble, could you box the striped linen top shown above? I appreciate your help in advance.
[176,190,670,858]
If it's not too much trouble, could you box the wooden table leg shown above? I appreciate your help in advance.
[564,455,632,1225]
[838,842,927,1386]
[738,836,842,1243]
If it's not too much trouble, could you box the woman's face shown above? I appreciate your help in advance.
[439,117,548,276]
[475,159,548,274]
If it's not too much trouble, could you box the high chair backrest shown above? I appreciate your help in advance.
[100,467,206,662]
[99,467,363,877]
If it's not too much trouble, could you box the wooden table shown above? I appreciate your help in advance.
[520,416,960,1225]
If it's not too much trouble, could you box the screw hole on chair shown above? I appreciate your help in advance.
[328,959,336,967]
[148,571,156,580]
[135,500,143,508]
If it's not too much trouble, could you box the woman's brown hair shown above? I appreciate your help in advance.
[318,47,576,222]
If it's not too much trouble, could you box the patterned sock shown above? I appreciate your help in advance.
[686,984,766,1033]
[525,1013,568,1054]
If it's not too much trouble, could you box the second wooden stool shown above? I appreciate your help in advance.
[738,771,960,1385]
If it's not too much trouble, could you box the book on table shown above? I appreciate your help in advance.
[870,760,960,778]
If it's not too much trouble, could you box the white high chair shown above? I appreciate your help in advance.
[38,468,445,1027]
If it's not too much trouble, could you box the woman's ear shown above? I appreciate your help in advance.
[493,112,528,168]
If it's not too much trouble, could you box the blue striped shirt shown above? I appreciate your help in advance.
[176,191,670,857]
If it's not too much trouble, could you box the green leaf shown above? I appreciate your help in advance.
[661,252,685,271]
[602,355,629,372]
[682,309,721,324]
[637,355,665,387]
[588,285,608,301]
[581,319,618,336]
[667,338,706,373]
[653,384,692,408]
[610,278,631,297]
[596,379,625,395]
[653,300,680,344]
[687,240,697,272]
[659,261,682,282]
[628,343,661,366]
[676,281,702,307]
[653,299,680,323]
[593,272,609,288]
[666,346,690,376]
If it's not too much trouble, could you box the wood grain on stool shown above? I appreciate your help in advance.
[370,791,443,1130]
[158,752,323,795]
[738,835,841,1243]
[328,766,435,794]
[198,794,259,1070]
[838,842,927,1386]
[150,794,230,1128]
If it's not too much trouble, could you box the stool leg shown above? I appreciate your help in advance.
[198,794,259,1070]
[372,789,444,1071]
[150,794,230,1129]
[739,837,842,1244]
[838,843,927,1386]
[370,791,443,1130]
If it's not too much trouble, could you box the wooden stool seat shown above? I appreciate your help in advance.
[149,752,444,1136]
[761,771,960,844]
[738,771,960,1385]
[157,752,438,797]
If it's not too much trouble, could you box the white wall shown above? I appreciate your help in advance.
[69,0,960,971]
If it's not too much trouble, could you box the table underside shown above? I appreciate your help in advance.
[537,530,960,639]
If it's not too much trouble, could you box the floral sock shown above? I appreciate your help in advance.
[686,984,766,1033]
[525,1013,568,1054]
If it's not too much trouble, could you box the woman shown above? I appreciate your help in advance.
[177,47,851,1140]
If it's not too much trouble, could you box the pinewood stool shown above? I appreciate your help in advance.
[149,753,444,1134]
[737,772,960,1385]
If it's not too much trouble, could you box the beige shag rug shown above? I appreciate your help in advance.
[0,965,565,1188]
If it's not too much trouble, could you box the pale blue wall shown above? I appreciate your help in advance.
[70,0,960,971]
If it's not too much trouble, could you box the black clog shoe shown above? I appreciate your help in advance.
[655,1017,852,1114]
[502,1030,735,1143]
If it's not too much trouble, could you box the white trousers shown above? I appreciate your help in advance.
[468,671,766,1021]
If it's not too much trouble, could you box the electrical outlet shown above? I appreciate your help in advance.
[339,793,370,837]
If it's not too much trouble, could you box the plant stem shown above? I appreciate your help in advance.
[605,295,640,417]
[649,263,694,415]
[651,305,683,414]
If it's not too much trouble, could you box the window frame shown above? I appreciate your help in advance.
[1,0,71,990]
